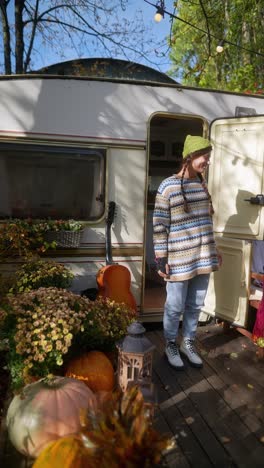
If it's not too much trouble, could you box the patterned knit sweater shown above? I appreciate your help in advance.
[153,175,219,281]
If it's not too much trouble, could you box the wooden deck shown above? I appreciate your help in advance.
[147,322,264,468]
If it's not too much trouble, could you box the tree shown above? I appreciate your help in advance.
[168,0,264,93]
[0,0,163,75]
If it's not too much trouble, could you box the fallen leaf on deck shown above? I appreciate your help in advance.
[201,350,207,356]
[260,436,264,443]
[247,384,254,390]
[185,416,195,424]
[230,352,238,359]
[220,436,231,443]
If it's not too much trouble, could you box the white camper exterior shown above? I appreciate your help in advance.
[0,72,263,326]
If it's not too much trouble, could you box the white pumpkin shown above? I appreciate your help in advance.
[6,376,95,458]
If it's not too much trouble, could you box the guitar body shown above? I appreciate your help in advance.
[96,201,137,312]
[96,264,137,312]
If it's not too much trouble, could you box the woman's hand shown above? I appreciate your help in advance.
[158,263,170,279]
[156,257,170,279]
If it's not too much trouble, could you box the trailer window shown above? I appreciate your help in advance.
[0,143,106,221]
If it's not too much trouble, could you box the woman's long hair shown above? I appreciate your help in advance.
[179,156,214,215]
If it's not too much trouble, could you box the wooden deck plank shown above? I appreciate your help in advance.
[148,331,233,467]
[146,325,264,468]
[151,330,245,467]
[182,362,264,467]
[196,324,264,388]
[195,324,264,428]
[154,408,191,468]
[152,367,191,468]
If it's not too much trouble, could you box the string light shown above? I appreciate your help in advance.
[154,1,165,22]
[216,40,224,53]
[144,0,264,58]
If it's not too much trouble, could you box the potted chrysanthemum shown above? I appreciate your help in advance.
[0,287,136,390]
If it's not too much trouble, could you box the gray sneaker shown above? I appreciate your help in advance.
[165,341,184,369]
[180,338,203,368]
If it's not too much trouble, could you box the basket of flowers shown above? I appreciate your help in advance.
[43,220,85,248]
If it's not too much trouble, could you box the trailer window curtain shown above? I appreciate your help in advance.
[0,143,106,221]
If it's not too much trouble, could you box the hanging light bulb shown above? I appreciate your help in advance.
[154,1,165,22]
[216,40,224,53]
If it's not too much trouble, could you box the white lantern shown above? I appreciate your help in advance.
[116,322,155,392]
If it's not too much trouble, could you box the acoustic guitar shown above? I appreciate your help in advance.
[96,201,137,312]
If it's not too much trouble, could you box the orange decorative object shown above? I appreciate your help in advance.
[96,264,137,311]
[96,201,137,312]
[66,351,115,393]
[33,436,94,468]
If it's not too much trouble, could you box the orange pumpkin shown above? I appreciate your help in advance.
[6,376,95,458]
[66,351,115,392]
[32,435,95,468]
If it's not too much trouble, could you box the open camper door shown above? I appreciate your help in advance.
[203,115,264,326]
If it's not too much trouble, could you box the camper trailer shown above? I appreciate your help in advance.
[0,59,264,330]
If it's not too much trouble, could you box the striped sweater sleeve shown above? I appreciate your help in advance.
[153,189,170,259]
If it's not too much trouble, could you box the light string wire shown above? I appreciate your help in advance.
[143,0,264,58]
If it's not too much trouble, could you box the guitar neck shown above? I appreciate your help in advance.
[105,224,114,265]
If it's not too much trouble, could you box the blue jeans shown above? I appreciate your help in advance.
[163,274,210,342]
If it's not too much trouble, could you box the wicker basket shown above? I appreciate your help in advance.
[44,230,83,248]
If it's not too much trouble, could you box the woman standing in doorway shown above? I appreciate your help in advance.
[153,135,222,369]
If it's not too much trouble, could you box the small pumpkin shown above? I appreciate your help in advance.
[6,376,95,458]
[32,436,95,468]
[66,351,115,392]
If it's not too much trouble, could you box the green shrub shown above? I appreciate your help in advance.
[9,259,74,294]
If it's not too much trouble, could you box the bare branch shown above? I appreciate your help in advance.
[0,0,12,73]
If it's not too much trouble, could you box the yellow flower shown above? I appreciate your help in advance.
[56,340,62,350]
[45,344,53,352]
[56,358,63,366]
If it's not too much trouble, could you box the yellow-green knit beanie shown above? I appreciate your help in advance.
[182,135,212,159]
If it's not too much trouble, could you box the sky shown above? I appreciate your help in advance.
[32,0,175,75]
[1,0,175,75]
[125,0,175,73]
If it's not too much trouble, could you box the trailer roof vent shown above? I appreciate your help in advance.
[235,106,257,117]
